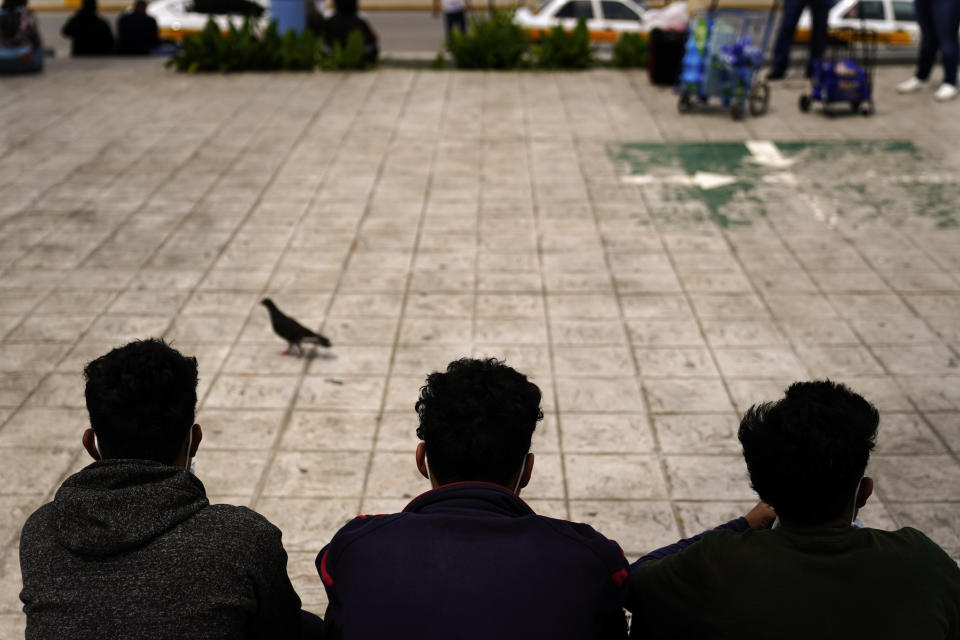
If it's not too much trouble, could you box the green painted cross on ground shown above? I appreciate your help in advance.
[607,140,959,229]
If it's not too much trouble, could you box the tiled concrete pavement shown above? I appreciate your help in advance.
[1,60,960,634]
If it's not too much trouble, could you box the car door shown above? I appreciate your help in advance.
[597,0,644,40]
[889,0,919,45]
[834,0,892,37]
[552,0,605,36]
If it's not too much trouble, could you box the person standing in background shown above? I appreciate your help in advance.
[896,0,960,101]
[0,0,43,73]
[433,0,468,43]
[62,0,113,55]
[116,0,158,54]
[766,0,830,79]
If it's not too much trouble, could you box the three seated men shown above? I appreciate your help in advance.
[19,340,960,639]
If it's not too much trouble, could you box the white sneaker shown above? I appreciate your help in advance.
[897,76,928,93]
[934,83,959,102]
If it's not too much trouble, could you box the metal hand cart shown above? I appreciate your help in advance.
[676,0,780,119]
[799,26,877,116]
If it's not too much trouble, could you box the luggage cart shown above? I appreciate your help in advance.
[799,26,877,116]
[676,0,780,120]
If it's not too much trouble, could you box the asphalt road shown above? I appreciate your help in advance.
[36,9,445,57]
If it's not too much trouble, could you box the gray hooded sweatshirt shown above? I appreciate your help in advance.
[20,459,304,640]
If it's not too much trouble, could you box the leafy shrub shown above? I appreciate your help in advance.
[167,17,371,72]
[530,19,593,69]
[447,9,529,69]
[612,32,648,68]
[319,30,369,70]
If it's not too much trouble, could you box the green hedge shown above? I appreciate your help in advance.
[447,10,529,69]
[444,11,647,71]
[612,32,648,68]
[167,18,371,72]
[531,21,593,69]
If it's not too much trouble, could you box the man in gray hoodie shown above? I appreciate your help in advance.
[19,338,321,639]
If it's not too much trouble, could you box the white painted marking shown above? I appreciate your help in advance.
[621,174,693,186]
[621,172,738,190]
[762,172,799,186]
[692,172,739,190]
[745,140,795,169]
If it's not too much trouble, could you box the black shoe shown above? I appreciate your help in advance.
[766,70,786,80]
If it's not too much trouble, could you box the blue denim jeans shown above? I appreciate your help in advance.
[915,0,960,86]
[444,8,467,42]
[770,0,830,75]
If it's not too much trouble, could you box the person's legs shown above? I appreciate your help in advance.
[931,0,960,85]
[807,0,830,73]
[913,0,938,81]
[769,0,807,77]
[450,8,466,36]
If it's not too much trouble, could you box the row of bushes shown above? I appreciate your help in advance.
[167,11,647,73]
[167,18,371,72]
[441,10,648,70]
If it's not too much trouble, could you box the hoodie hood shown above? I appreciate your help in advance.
[54,459,209,556]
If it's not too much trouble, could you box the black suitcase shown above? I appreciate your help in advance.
[648,28,688,86]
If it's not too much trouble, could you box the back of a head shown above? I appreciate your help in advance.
[415,358,542,486]
[333,0,357,16]
[84,339,198,465]
[80,0,96,12]
[0,0,19,38]
[738,380,878,525]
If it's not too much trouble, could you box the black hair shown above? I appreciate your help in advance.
[415,358,543,487]
[738,380,878,525]
[333,0,356,15]
[0,0,24,39]
[84,339,198,465]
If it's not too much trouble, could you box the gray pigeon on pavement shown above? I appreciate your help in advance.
[261,298,331,356]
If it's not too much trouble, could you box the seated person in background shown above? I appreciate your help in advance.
[0,0,42,73]
[321,0,377,64]
[627,380,960,640]
[317,358,629,640]
[115,0,158,54]
[61,0,113,55]
[19,339,322,639]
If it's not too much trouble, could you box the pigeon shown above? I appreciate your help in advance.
[261,298,331,356]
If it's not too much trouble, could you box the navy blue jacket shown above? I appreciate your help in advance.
[316,482,629,639]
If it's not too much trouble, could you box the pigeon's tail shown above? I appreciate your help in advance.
[304,334,332,348]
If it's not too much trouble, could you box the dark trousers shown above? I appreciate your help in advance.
[915,0,960,85]
[444,8,466,42]
[770,0,830,75]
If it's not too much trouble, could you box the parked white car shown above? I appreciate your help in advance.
[514,0,649,42]
[796,0,919,46]
[148,0,270,41]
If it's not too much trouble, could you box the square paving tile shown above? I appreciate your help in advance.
[565,454,666,500]
[664,455,755,501]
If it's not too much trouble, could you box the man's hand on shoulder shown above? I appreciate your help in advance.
[744,502,776,530]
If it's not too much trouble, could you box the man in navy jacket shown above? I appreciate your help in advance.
[316,358,629,639]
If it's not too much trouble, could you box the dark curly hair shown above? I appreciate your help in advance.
[738,380,878,525]
[84,339,198,465]
[415,358,543,487]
